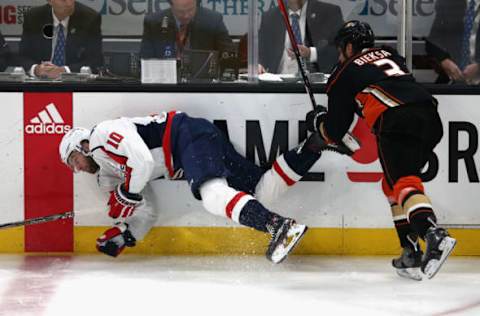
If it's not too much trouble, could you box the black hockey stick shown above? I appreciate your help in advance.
[276,0,317,110]
[0,211,73,230]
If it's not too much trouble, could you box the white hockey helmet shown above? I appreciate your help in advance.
[59,127,91,166]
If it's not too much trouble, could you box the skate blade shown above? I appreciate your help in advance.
[424,237,457,279]
[270,225,308,264]
[396,267,423,281]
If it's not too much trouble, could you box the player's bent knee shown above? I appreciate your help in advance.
[199,178,238,218]
[393,176,424,205]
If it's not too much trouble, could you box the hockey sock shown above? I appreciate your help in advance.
[390,202,416,248]
[255,152,314,207]
[282,146,320,177]
[383,177,415,248]
[394,176,436,240]
[401,190,437,239]
[238,200,284,233]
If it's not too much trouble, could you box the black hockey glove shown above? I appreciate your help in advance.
[304,105,361,156]
[305,105,327,133]
[96,223,136,257]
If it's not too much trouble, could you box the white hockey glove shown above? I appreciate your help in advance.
[108,184,143,219]
[96,223,136,257]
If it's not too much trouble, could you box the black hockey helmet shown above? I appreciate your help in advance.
[334,20,375,53]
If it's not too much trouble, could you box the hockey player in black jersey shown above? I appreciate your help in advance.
[306,21,456,280]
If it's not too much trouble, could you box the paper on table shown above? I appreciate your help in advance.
[258,73,283,82]
[141,59,177,84]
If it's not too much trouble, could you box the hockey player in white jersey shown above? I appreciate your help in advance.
[59,110,338,263]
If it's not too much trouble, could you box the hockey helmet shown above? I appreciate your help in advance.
[334,20,375,53]
[59,127,91,166]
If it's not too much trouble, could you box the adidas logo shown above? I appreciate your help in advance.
[25,103,72,135]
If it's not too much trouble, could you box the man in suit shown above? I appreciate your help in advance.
[258,0,344,74]
[426,0,480,84]
[140,0,233,60]
[0,31,11,72]
[18,0,103,79]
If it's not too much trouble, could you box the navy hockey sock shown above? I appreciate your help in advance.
[238,200,284,233]
[282,147,320,177]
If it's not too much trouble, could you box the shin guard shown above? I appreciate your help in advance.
[382,177,413,248]
[199,178,283,233]
[395,176,437,239]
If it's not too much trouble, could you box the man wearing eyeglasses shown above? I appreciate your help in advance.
[18,0,103,79]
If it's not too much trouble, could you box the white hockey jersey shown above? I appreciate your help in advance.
[89,111,179,194]
[88,111,180,241]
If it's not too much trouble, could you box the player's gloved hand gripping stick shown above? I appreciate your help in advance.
[276,0,360,155]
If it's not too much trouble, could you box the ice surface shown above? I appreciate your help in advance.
[0,255,478,316]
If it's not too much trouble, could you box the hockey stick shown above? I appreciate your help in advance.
[0,211,73,230]
[276,0,361,153]
[276,0,317,110]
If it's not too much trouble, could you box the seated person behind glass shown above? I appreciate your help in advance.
[18,0,103,79]
[258,0,344,74]
[426,0,480,84]
[140,0,233,64]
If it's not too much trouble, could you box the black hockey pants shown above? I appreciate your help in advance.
[374,102,443,189]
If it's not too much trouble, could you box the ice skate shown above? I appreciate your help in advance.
[392,246,423,281]
[266,218,308,264]
[421,226,457,279]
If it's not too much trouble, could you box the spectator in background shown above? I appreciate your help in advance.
[140,0,233,60]
[18,0,103,79]
[0,31,11,72]
[426,0,480,84]
[258,0,344,74]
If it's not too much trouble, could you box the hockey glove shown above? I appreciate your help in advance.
[108,184,143,219]
[305,105,327,133]
[305,105,361,156]
[96,223,136,257]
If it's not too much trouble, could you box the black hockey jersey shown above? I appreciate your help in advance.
[324,47,436,143]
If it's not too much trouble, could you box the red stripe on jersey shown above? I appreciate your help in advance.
[124,166,133,191]
[100,147,132,190]
[273,161,295,186]
[226,192,247,219]
[162,111,177,178]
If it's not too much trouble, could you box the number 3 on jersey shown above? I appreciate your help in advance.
[373,59,406,77]
[107,132,124,149]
